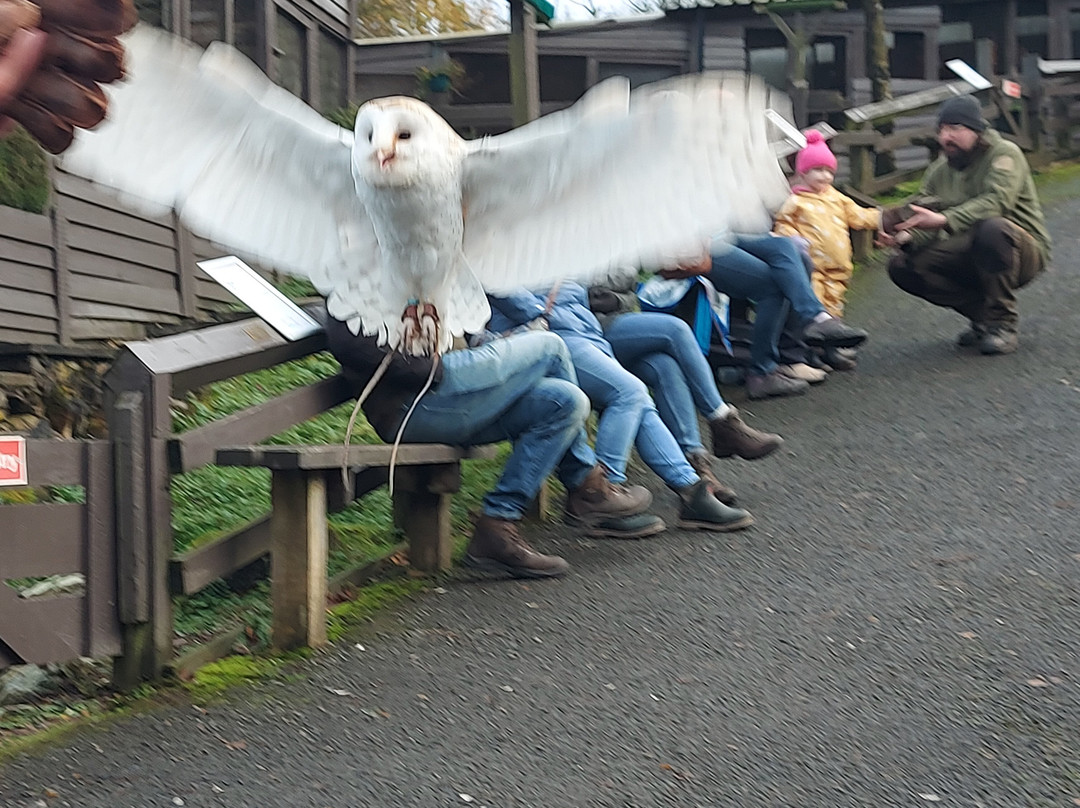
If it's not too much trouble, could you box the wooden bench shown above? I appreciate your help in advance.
[107,306,500,668]
[215,441,496,651]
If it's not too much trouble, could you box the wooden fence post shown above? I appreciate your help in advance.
[847,126,876,262]
[48,167,73,346]
[105,351,176,687]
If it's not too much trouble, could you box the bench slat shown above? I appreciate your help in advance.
[216,443,498,470]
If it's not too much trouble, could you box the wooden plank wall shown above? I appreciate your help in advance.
[54,172,185,343]
[0,439,121,668]
[0,170,260,348]
[0,206,59,345]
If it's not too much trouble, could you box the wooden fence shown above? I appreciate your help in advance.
[0,440,122,668]
[1032,60,1080,156]
[0,169,253,349]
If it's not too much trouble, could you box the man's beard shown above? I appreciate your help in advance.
[944,138,986,169]
[945,147,975,169]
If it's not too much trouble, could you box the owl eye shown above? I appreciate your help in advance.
[398,131,411,140]
[365,130,373,143]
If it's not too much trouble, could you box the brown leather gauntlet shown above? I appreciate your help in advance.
[1,0,136,153]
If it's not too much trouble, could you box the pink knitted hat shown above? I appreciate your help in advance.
[796,130,837,175]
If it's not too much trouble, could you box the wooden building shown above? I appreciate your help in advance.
[3,0,1076,349]
[136,0,357,114]
[352,0,1080,133]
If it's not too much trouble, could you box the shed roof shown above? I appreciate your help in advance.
[351,12,664,47]
[659,0,799,9]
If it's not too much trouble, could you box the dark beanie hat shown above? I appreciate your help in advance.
[937,95,987,132]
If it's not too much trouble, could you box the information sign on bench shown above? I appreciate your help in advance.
[197,256,322,341]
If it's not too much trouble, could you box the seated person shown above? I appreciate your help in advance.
[325,316,654,579]
[588,277,784,505]
[665,234,868,400]
[487,284,755,533]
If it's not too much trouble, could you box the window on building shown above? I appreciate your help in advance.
[539,56,587,100]
[135,0,164,28]
[190,0,226,48]
[454,53,511,104]
[809,36,846,91]
[1016,0,1049,59]
[234,0,260,64]
[275,9,308,99]
[889,31,925,79]
[319,32,348,113]
[746,28,788,90]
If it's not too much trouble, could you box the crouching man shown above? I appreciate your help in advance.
[883,95,1051,355]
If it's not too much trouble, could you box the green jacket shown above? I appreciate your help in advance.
[909,129,1051,264]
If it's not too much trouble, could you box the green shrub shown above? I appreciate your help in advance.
[0,127,49,213]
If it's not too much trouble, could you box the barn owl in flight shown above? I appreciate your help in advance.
[61,26,793,354]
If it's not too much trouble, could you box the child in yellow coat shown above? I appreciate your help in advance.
[773,130,883,369]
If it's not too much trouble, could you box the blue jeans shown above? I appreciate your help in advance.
[604,312,725,455]
[563,335,698,490]
[708,234,827,376]
[400,331,595,520]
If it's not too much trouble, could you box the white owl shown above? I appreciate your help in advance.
[61,26,793,355]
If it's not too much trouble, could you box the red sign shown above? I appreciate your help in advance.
[1001,79,1022,99]
[0,436,28,486]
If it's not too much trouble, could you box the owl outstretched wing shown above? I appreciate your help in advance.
[461,72,792,294]
[59,25,383,335]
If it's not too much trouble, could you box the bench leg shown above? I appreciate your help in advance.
[270,469,328,650]
[393,464,459,573]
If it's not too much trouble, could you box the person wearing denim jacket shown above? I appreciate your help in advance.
[488,283,756,532]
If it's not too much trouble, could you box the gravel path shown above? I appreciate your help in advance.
[3,176,1079,808]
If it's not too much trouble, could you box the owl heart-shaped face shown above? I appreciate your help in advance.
[352,97,458,188]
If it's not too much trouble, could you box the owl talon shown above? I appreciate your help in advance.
[401,302,441,355]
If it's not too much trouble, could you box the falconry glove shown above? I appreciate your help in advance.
[0,0,136,153]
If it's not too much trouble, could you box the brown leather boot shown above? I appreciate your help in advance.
[709,407,783,460]
[686,453,737,505]
[564,464,652,526]
[464,515,569,578]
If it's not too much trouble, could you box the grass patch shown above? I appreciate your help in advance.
[169,342,508,652]
[326,579,427,643]
[182,654,295,705]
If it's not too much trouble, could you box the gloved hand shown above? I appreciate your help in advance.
[0,0,136,153]
[0,0,39,44]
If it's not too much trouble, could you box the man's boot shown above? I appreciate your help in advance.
[979,326,1019,355]
[676,480,753,532]
[956,321,986,348]
[686,452,737,505]
[465,515,569,578]
[565,464,651,525]
[709,407,783,460]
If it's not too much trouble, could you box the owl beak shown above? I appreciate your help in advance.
[377,147,396,169]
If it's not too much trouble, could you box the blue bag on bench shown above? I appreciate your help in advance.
[636,277,730,354]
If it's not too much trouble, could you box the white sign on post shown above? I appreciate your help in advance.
[197,256,322,341]
[945,59,993,91]
[0,435,28,486]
